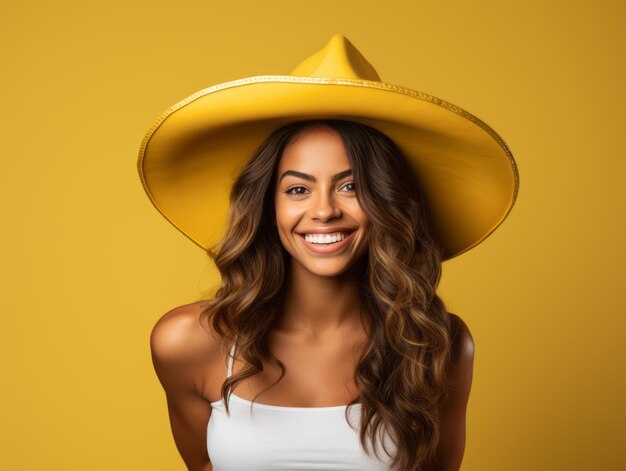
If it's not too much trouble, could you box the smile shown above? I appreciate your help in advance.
[298,231,356,254]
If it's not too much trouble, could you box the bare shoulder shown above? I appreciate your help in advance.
[448,312,475,361]
[149,300,221,471]
[433,316,475,469]
[445,312,475,390]
[150,300,221,370]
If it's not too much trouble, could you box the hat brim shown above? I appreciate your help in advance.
[138,76,519,261]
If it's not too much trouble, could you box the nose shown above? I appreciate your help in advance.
[309,188,342,221]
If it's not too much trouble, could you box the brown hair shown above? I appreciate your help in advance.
[199,119,455,470]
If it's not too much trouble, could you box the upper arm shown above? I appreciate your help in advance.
[435,313,475,471]
[150,303,217,471]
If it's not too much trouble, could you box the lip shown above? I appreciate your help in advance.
[298,230,356,254]
[296,227,357,235]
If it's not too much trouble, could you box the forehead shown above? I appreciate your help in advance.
[277,127,349,173]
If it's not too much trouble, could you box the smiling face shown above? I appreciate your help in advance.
[273,125,369,278]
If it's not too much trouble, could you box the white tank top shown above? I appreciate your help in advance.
[207,339,397,470]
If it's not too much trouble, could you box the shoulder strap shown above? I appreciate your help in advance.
[227,336,237,378]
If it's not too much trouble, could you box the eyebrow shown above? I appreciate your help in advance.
[279,169,353,183]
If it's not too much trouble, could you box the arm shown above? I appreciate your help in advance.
[150,304,217,471]
[434,313,475,471]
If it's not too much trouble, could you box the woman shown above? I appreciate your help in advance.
[141,36,518,471]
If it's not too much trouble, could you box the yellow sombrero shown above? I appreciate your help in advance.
[137,34,519,261]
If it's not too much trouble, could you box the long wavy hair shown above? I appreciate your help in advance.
[199,119,457,471]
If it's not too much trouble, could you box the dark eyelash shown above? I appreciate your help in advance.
[285,185,306,195]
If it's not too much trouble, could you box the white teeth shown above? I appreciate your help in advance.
[304,232,347,244]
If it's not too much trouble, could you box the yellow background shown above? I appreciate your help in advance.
[1,0,624,470]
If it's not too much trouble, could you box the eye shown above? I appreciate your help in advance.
[340,182,356,192]
[285,185,309,196]
[284,182,356,197]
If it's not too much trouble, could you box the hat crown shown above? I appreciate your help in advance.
[289,34,381,81]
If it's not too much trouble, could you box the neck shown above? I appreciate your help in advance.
[275,257,367,340]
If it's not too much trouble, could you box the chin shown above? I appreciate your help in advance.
[301,260,359,278]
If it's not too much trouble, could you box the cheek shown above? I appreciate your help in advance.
[351,204,369,228]
[274,203,297,243]
[276,201,302,224]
